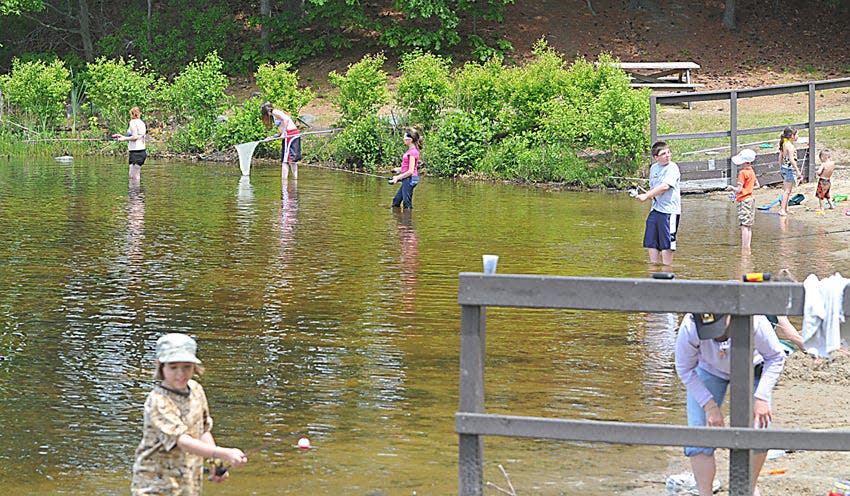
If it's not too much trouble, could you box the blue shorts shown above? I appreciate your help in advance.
[779,165,796,183]
[643,210,680,251]
[684,367,770,457]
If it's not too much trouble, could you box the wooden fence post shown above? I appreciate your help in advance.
[459,304,486,496]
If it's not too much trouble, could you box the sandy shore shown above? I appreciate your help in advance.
[625,168,850,495]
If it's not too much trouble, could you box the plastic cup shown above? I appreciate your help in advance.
[482,255,498,274]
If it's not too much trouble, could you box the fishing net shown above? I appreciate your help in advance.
[234,140,262,176]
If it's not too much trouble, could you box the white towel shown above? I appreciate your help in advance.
[802,273,849,357]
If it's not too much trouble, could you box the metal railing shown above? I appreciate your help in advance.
[650,77,850,184]
[456,273,850,496]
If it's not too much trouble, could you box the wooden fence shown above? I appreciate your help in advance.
[650,77,850,188]
[456,273,850,496]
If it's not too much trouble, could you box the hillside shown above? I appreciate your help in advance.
[293,0,849,98]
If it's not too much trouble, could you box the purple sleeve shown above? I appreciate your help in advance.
[675,314,714,407]
[753,315,786,401]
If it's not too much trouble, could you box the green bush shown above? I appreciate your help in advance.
[542,53,650,164]
[0,58,71,129]
[172,119,216,153]
[212,97,267,151]
[164,51,230,121]
[332,115,394,170]
[451,57,507,125]
[427,111,490,177]
[395,50,451,129]
[254,61,314,116]
[478,135,597,183]
[328,53,389,126]
[85,57,159,130]
[499,39,570,136]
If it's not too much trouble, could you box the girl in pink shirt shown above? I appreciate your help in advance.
[390,128,422,210]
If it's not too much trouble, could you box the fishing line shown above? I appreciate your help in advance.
[305,162,389,180]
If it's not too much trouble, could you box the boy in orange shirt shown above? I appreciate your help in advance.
[727,149,759,250]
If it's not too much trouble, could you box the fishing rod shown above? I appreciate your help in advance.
[24,137,116,143]
[262,127,343,143]
[207,435,312,478]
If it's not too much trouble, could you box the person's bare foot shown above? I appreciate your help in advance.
[779,211,788,217]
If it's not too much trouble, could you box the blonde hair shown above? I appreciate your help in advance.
[820,149,831,161]
[154,360,204,380]
[130,106,141,119]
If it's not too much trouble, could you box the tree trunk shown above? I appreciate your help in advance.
[723,0,736,30]
[147,0,152,46]
[261,0,270,55]
[78,0,93,61]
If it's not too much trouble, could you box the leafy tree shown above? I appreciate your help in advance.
[0,58,70,129]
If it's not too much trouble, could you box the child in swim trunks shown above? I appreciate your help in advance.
[816,149,836,211]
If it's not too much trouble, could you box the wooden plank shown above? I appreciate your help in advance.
[455,413,850,451]
[617,62,701,70]
[457,274,813,315]
[630,83,704,89]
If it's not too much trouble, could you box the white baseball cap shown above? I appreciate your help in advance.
[731,148,757,165]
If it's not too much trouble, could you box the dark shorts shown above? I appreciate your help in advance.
[643,209,680,251]
[129,150,147,166]
[282,135,301,163]
[816,177,831,199]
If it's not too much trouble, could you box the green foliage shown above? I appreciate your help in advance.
[499,39,570,135]
[468,35,513,63]
[85,57,158,129]
[254,61,315,115]
[427,111,490,176]
[0,58,71,129]
[451,57,506,125]
[164,51,230,121]
[541,53,650,163]
[478,135,598,183]
[212,98,267,151]
[172,119,216,153]
[328,54,389,125]
[395,50,451,129]
[332,115,394,170]
[0,0,43,15]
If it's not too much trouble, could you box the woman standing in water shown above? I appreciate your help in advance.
[389,128,422,210]
[777,127,801,216]
[260,101,301,182]
[112,106,147,182]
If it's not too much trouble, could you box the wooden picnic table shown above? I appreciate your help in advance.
[616,62,703,108]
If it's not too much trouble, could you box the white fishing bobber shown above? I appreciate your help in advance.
[297,437,311,449]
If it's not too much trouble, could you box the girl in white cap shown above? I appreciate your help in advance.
[132,333,248,495]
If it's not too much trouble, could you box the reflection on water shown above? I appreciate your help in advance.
[0,159,849,494]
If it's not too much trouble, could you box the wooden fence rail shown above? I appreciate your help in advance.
[456,273,850,496]
[650,77,850,187]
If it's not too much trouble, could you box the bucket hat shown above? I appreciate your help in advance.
[156,333,201,364]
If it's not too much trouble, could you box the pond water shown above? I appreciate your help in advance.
[0,156,840,495]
